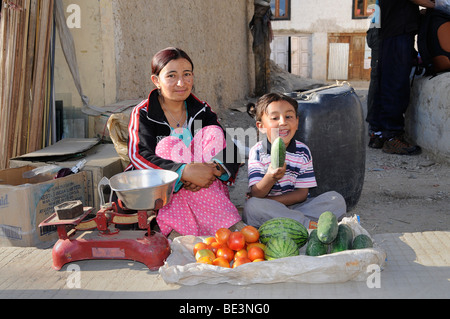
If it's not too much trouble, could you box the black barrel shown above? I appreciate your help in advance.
[292,84,366,210]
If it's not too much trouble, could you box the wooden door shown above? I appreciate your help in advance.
[349,34,369,80]
[328,33,371,81]
[291,36,311,78]
[328,43,350,80]
[270,36,289,71]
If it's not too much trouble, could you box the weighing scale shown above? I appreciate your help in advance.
[39,201,170,271]
[39,169,178,271]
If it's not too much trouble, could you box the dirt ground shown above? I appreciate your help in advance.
[218,87,450,235]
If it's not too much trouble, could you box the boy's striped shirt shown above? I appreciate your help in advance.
[248,139,317,196]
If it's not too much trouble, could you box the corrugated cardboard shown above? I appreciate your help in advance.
[0,166,88,248]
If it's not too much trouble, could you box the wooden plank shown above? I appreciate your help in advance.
[28,0,54,152]
[23,0,37,154]
[13,0,31,156]
[0,0,43,169]
[15,0,32,155]
[10,0,25,160]
[2,2,16,168]
[0,2,10,169]
[28,0,45,152]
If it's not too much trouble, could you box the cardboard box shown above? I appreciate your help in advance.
[10,140,124,209]
[0,166,88,248]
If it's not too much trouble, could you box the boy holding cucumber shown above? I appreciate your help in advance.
[244,93,346,229]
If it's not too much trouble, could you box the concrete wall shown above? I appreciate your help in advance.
[54,0,116,138]
[271,0,371,81]
[112,0,254,109]
[273,0,370,32]
[54,0,254,138]
[406,73,450,163]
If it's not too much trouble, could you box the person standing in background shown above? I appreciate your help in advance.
[367,0,435,155]
[366,0,381,147]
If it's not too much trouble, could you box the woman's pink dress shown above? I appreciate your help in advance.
[155,126,241,236]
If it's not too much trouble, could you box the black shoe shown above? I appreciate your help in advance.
[382,135,422,155]
[368,132,386,149]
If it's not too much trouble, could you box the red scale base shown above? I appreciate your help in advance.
[40,203,171,271]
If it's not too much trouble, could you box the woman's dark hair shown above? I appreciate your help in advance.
[151,47,194,76]
[247,92,298,121]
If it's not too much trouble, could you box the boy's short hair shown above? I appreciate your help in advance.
[247,93,298,122]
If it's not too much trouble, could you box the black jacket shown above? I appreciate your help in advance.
[127,89,242,183]
[380,0,420,39]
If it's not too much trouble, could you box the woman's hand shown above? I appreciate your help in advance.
[181,163,222,191]
[182,181,202,192]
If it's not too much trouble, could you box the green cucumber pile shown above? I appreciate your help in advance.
[306,211,373,256]
[257,213,374,260]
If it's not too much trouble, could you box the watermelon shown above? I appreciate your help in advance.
[329,224,353,253]
[352,234,373,249]
[305,229,329,256]
[271,137,286,169]
[264,236,299,260]
[258,217,308,249]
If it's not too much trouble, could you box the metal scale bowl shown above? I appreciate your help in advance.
[40,169,179,271]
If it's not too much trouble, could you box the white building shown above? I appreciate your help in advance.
[270,0,376,82]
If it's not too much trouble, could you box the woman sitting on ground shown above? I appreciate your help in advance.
[127,47,244,238]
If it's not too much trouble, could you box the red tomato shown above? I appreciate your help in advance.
[195,249,215,262]
[252,258,265,262]
[197,257,213,265]
[246,242,266,251]
[216,246,235,262]
[232,257,251,268]
[204,237,216,245]
[234,249,248,261]
[248,246,264,261]
[241,225,260,243]
[209,241,222,255]
[212,257,231,268]
[215,228,231,245]
[227,231,246,251]
[193,242,209,255]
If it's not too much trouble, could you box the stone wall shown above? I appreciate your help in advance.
[406,72,450,163]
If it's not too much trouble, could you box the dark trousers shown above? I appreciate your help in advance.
[366,28,380,132]
[367,33,416,138]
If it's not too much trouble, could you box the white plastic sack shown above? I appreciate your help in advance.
[159,216,387,286]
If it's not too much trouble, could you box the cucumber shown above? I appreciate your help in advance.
[352,234,373,249]
[271,137,286,169]
[330,224,353,253]
[317,211,339,244]
[305,229,328,256]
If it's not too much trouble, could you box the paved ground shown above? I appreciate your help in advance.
[0,231,448,300]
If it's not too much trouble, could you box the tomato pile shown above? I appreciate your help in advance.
[193,226,267,268]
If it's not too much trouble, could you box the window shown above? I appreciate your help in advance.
[353,0,377,19]
[270,0,290,20]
